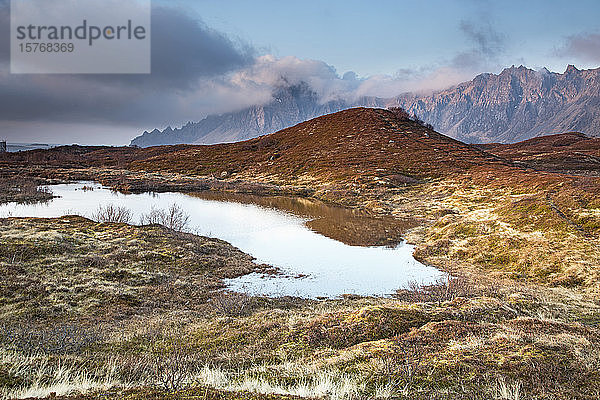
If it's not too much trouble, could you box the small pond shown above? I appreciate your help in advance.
[0,182,443,298]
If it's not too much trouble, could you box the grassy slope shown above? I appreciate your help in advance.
[394,178,600,290]
[0,217,265,324]
[1,108,600,399]
[479,132,600,174]
[0,108,504,181]
[1,217,600,400]
[126,108,507,182]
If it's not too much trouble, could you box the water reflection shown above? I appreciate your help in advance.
[190,191,419,247]
[0,182,442,298]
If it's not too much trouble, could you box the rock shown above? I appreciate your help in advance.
[392,65,600,143]
[131,66,600,147]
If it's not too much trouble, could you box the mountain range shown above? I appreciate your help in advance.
[128,107,509,183]
[131,83,380,147]
[131,65,600,147]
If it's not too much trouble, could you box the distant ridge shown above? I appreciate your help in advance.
[392,65,600,143]
[131,83,383,147]
[131,65,600,147]
[479,131,600,175]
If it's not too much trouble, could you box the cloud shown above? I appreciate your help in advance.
[0,3,509,145]
[227,55,356,102]
[221,56,459,102]
[0,0,8,62]
[459,20,505,58]
[353,18,509,96]
[224,55,476,102]
[555,32,600,63]
[0,2,257,130]
[344,20,508,98]
[452,20,506,69]
[140,6,256,89]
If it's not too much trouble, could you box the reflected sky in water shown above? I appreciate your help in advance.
[0,182,443,298]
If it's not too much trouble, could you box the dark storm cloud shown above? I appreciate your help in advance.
[150,7,254,88]
[0,3,256,126]
[85,7,255,90]
[555,32,600,64]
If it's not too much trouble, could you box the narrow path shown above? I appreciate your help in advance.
[545,191,588,236]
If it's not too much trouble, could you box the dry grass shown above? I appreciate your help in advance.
[1,109,600,398]
[1,217,599,399]
[0,177,53,205]
[400,180,600,293]
[0,350,123,399]
[3,291,598,399]
[0,179,598,399]
[0,216,264,323]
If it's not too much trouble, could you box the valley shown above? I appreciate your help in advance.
[1,108,599,399]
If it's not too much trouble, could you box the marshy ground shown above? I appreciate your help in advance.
[1,186,600,399]
[1,109,600,399]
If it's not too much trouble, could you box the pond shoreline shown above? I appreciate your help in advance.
[1,163,600,399]
[0,181,443,299]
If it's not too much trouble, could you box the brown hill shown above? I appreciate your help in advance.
[2,107,600,290]
[128,107,508,185]
[6,107,599,195]
[4,108,598,194]
[480,132,600,175]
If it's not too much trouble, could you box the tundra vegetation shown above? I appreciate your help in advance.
[0,108,599,399]
[0,178,53,205]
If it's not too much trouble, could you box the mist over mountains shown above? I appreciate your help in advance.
[131,82,382,147]
[392,65,600,143]
[131,65,600,147]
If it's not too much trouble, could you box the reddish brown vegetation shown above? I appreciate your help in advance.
[480,132,600,175]
[126,108,507,183]
[0,108,506,184]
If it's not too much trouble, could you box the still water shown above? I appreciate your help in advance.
[0,182,443,298]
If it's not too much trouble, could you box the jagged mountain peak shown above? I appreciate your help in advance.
[565,64,580,74]
[501,64,531,73]
[131,65,600,147]
[393,65,600,143]
[131,83,383,147]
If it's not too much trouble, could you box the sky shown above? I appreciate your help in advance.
[1,0,600,145]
